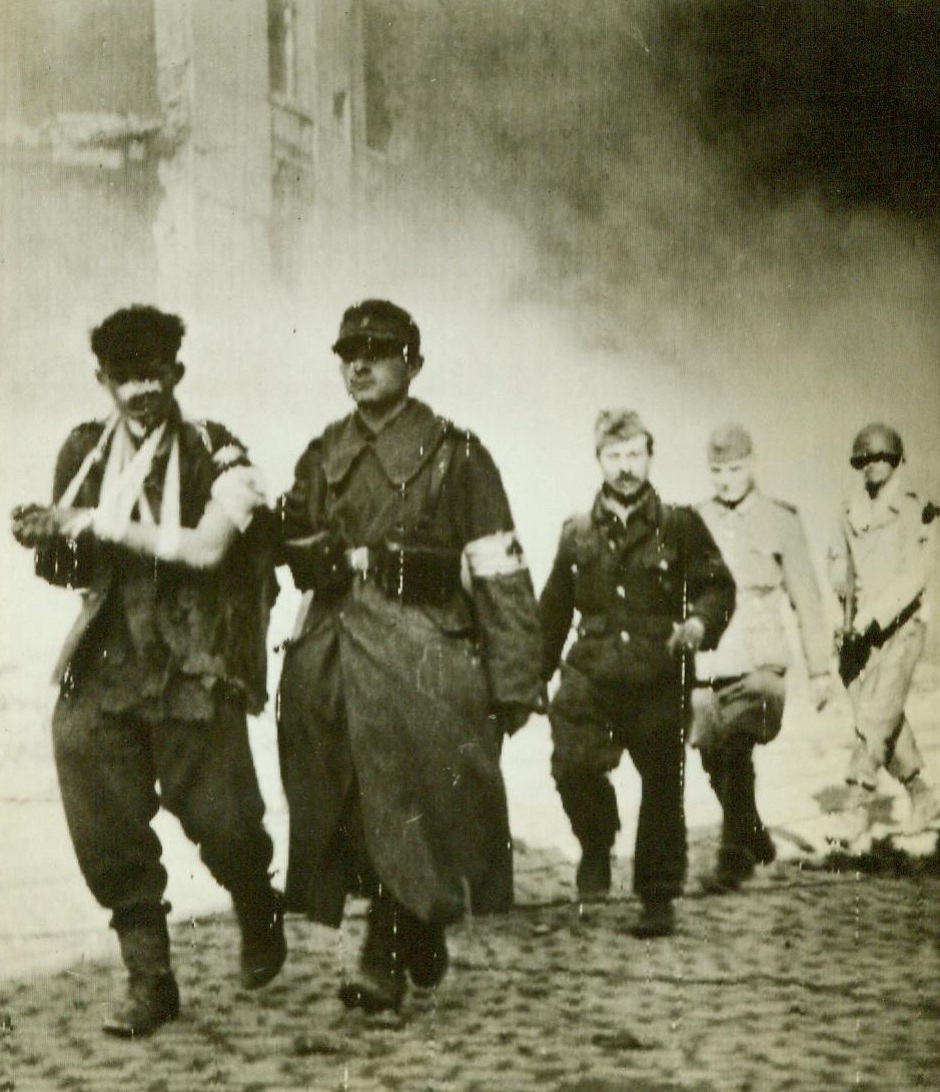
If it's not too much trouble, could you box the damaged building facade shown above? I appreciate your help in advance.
[0,0,398,345]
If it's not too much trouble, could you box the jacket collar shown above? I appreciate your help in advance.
[322,398,449,487]
[594,483,661,552]
[710,488,759,518]
[846,471,904,533]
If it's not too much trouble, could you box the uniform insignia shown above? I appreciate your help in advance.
[506,535,524,559]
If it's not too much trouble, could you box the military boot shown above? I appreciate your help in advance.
[700,845,756,895]
[576,846,612,902]
[630,898,676,939]
[903,776,940,835]
[103,906,180,1038]
[827,783,875,847]
[749,825,777,866]
[339,896,406,1013]
[234,887,287,990]
[403,918,449,989]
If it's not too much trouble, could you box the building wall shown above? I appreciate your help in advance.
[269,0,363,295]
[0,0,162,399]
[153,0,274,313]
[0,0,378,411]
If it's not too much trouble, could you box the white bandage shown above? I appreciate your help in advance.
[156,521,182,561]
[59,509,94,538]
[210,465,267,532]
[91,494,124,542]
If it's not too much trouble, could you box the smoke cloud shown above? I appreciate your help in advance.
[2,0,938,657]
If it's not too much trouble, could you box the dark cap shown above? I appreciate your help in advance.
[90,304,185,372]
[332,299,421,359]
[594,408,652,453]
[707,423,753,463]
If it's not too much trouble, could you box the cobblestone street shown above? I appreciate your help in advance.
[2,840,939,1092]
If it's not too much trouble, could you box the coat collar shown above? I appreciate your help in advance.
[321,398,449,487]
[846,471,904,533]
[707,488,760,521]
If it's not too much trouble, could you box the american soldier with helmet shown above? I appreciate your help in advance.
[276,299,543,1012]
[539,410,735,937]
[9,305,285,1037]
[828,422,940,843]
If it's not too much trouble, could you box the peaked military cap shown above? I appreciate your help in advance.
[332,299,421,358]
[707,423,753,463]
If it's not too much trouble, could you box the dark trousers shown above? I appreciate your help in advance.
[697,737,764,870]
[549,664,688,901]
[52,684,274,921]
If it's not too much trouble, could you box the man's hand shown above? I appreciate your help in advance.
[809,674,831,712]
[11,504,60,547]
[667,617,706,656]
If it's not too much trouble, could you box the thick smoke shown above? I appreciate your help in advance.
[654,0,940,224]
[354,1,939,506]
[2,0,939,655]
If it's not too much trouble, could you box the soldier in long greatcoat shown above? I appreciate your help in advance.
[277,299,542,1012]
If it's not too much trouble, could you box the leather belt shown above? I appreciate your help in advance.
[871,593,923,648]
[693,674,746,691]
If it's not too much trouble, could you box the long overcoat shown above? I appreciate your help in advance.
[277,399,542,926]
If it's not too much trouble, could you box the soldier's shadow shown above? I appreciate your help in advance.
[811,783,940,877]
[813,783,896,827]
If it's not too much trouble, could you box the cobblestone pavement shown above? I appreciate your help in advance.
[2,843,938,1092]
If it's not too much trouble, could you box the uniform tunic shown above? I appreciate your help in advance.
[690,491,829,873]
[277,399,542,926]
[44,411,278,916]
[691,492,829,746]
[696,492,829,682]
[828,474,936,784]
[539,485,734,899]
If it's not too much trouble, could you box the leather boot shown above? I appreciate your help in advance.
[630,898,676,938]
[576,845,612,902]
[749,825,777,865]
[339,896,406,1013]
[827,783,875,846]
[403,918,449,989]
[103,906,180,1038]
[700,845,756,895]
[234,888,287,990]
[903,775,940,835]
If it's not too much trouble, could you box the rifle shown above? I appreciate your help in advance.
[836,546,868,687]
[838,591,924,687]
[837,627,871,688]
